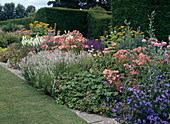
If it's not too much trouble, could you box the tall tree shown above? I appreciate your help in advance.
[0,4,4,21]
[15,4,26,18]
[3,2,15,20]
[26,5,36,16]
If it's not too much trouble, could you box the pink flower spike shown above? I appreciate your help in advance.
[142,39,147,42]
[168,36,170,41]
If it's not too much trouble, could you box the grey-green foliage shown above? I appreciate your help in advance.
[19,50,93,93]
[117,20,144,50]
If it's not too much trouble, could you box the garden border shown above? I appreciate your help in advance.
[0,62,119,124]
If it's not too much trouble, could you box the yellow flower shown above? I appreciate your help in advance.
[120,26,125,28]
[100,36,104,39]
[136,32,138,34]
[95,39,98,41]
[34,21,38,23]
[108,26,112,28]
[93,54,97,57]
[114,26,117,29]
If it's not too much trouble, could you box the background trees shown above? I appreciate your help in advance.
[47,0,111,10]
[0,3,36,21]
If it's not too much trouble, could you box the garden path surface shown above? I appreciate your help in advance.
[0,62,119,124]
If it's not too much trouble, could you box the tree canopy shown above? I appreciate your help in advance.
[47,0,111,10]
[0,3,36,21]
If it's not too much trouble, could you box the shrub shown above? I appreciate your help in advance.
[2,43,35,68]
[0,32,23,48]
[87,12,111,39]
[1,22,24,32]
[101,21,144,50]
[111,0,170,42]
[0,17,34,29]
[29,21,53,37]
[38,30,87,53]
[0,47,8,62]
[34,7,112,39]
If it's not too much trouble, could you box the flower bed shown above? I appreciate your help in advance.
[0,21,169,124]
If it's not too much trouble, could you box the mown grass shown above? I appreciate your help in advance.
[0,65,88,124]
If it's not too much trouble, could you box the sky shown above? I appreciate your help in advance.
[0,0,52,10]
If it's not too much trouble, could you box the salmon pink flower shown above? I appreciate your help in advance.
[169,36,170,41]
[161,42,167,46]
[142,39,147,42]
[167,45,170,50]
[111,43,117,47]
[28,51,33,55]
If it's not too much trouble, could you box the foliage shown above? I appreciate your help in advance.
[0,31,23,48]
[19,50,93,93]
[37,30,87,53]
[29,21,52,37]
[0,66,87,124]
[111,0,170,42]
[87,11,111,39]
[26,5,36,17]
[21,35,44,47]
[101,22,144,50]
[0,47,8,62]
[47,0,111,10]
[1,43,35,68]
[52,71,116,115]
[0,17,34,29]
[34,7,111,39]
[1,22,24,32]
[15,4,26,18]
[0,2,28,21]
[2,2,15,20]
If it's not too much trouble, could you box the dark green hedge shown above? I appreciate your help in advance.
[111,0,170,42]
[0,17,34,29]
[34,7,112,39]
[35,7,89,37]
[87,12,111,39]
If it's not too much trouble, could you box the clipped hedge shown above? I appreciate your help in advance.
[35,7,89,37]
[0,17,34,29]
[34,7,111,39]
[111,0,170,42]
[88,12,111,39]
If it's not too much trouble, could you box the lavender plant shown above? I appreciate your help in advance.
[19,50,93,93]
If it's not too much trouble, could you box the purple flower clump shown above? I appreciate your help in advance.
[84,39,104,52]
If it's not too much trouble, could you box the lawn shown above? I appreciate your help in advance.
[0,65,88,124]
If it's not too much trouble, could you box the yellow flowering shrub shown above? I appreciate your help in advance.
[29,21,53,37]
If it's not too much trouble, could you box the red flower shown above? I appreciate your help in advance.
[125,111,128,113]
